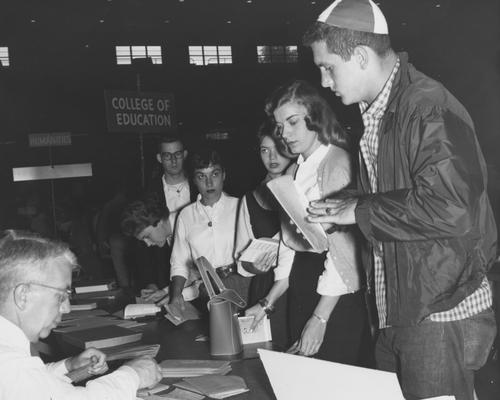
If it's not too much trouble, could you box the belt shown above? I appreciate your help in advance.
[216,263,237,280]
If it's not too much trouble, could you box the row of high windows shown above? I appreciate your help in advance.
[0,45,299,68]
[115,45,299,66]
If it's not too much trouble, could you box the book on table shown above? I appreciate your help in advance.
[176,375,249,399]
[123,303,162,319]
[238,315,272,344]
[159,359,232,378]
[73,280,116,294]
[70,302,97,311]
[61,324,142,349]
[238,237,279,264]
[267,175,328,252]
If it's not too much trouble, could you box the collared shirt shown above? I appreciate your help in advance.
[0,315,140,400]
[162,175,191,231]
[170,192,239,286]
[359,58,400,329]
[359,58,492,328]
[281,144,350,296]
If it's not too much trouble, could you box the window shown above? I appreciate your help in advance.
[0,47,10,67]
[189,46,232,66]
[257,45,298,64]
[115,45,162,65]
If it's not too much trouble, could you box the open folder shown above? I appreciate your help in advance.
[258,349,405,400]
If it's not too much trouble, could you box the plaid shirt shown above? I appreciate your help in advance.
[358,58,491,328]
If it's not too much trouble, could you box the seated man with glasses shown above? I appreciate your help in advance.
[0,229,162,399]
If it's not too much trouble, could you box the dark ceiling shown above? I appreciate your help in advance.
[0,0,462,45]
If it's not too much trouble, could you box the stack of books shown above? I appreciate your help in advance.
[174,375,249,399]
[159,359,232,378]
[61,324,143,350]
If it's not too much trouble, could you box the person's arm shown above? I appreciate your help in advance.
[311,110,487,242]
[288,295,339,357]
[235,196,257,276]
[5,355,143,400]
[167,213,191,316]
[245,278,289,330]
[357,110,487,242]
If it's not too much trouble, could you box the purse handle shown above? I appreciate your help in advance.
[194,256,246,309]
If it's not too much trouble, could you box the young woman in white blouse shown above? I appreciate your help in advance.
[246,80,368,363]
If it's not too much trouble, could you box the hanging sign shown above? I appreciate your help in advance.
[12,163,93,182]
[28,132,72,147]
[104,91,176,133]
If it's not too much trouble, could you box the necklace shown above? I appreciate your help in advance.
[168,181,186,194]
[200,204,213,227]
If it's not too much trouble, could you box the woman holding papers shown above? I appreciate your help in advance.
[247,80,367,363]
[235,121,294,348]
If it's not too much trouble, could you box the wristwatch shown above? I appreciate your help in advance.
[258,298,275,315]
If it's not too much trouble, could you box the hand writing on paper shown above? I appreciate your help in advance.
[287,316,327,357]
[165,294,186,320]
[245,304,267,331]
[307,195,358,226]
[66,348,108,375]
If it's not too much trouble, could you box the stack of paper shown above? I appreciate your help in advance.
[136,383,171,398]
[67,343,161,382]
[175,375,249,399]
[160,360,232,378]
[105,343,160,361]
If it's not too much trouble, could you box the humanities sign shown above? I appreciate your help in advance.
[104,91,176,133]
[28,132,72,147]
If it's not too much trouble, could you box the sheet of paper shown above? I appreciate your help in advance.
[238,316,272,344]
[267,175,327,252]
[258,349,405,400]
[238,238,279,264]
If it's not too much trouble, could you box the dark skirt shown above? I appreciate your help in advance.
[288,251,368,364]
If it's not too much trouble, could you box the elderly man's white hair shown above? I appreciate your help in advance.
[0,230,78,304]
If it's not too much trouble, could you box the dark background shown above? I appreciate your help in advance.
[0,0,499,232]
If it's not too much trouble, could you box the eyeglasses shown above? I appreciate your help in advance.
[273,113,309,138]
[22,282,72,304]
[160,150,184,161]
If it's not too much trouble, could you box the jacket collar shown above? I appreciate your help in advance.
[386,52,410,114]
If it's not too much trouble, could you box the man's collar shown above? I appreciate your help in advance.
[0,314,31,354]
